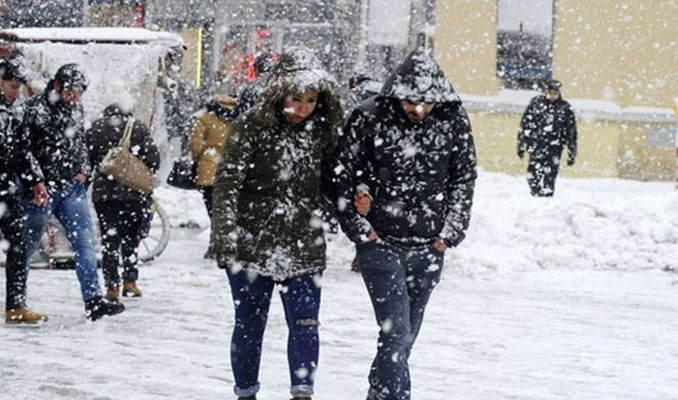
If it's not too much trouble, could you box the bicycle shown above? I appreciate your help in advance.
[0,196,171,269]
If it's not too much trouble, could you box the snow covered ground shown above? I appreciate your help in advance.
[2,171,678,400]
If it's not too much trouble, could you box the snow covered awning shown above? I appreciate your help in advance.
[0,27,183,48]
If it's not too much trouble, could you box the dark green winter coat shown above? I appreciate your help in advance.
[212,47,342,281]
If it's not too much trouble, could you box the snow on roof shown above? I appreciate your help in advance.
[0,27,183,48]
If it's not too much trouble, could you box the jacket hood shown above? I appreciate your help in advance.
[381,48,460,104]
[254,46,343,129]
[103,103,133,118]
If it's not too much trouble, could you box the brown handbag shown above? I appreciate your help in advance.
[98,117,154,195]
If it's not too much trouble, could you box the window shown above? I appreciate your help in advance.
[496,0,554,90]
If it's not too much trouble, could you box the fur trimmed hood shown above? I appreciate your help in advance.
[253,46,343,131]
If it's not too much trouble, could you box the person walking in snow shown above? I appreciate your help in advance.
[188,95,238,259]
[0,57,48,324]
[86,103,161,301]
[22,63,125,321]
[211,47,342,400]
[517,79,577,196]
[332,48,477,400]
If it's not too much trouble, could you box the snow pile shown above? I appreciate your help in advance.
[455,172,678,275]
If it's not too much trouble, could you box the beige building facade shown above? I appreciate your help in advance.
[434,0,678,180]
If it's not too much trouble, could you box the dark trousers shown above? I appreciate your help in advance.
[356,240,444,400]
[94,200,147,289]
[226,268,321,398]
[527,155,561,197]
[1,195,27,309]
[199,186,214,219]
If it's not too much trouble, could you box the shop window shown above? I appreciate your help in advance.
[496,0,554,90]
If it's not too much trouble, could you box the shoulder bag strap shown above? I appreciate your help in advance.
[120,117,135,150]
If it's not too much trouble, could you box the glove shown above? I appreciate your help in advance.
[567,158,575,166]
[517,150,525,159]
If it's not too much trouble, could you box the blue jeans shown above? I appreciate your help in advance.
[24,181,101,301]
[356,239,444,400]
[226,268,321,398]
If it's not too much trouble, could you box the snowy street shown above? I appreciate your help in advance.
[2,172,678,400]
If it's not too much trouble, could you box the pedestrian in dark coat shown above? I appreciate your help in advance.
[212,46,342,400]
[0,57,48,324]
[22,63,125,321]
[332,48,477,400]
[517,79,577,196]
[86,104,160,301]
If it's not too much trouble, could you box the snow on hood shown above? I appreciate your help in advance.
[381,48,461,104]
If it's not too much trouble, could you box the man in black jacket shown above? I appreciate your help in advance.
[0,58,48,324]
[22,63,124,321]
[517,79,577,196]
[333,49,477,400]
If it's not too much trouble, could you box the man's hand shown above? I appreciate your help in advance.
[366,231,379,242]
[355,191,372,216]
[32,183,49,206]
[432,237,448,253]
[74,172,88,183]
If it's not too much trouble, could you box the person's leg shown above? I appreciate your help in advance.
[403,245,445,353]
[526,156,544,196]
[542,156,561,197]
[357,241,412,400]
[201,186,214,219]
[22,196,53,274]
[279,273,322,398]
[94,201,123,292]
[53,183,101,301]
[227,267,275,398]
[200,186,215,258]
[2,195,28,309]
[119,201,145,285]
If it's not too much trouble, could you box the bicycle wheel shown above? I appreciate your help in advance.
[138,200,171,263]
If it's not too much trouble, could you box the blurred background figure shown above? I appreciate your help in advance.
[517,79,577,197]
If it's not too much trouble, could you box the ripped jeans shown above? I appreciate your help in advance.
[226,268,321,398]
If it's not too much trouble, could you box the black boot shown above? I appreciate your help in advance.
[237,396,256,400]
[85,296,125,321]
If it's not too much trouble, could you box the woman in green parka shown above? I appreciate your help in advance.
[211,47,342,400]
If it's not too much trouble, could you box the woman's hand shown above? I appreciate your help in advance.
[432,238,448,253]
[355,191,372,216]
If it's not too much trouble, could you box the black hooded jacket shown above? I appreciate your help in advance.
[517,95,577,162]
[0,97,42,196]
[21,86,90,192]
[86,105,161,202]
[333,49,477,247]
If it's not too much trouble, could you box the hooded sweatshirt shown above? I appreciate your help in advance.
[334,49,477,247]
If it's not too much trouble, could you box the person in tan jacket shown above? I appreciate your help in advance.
[189,95,237,258]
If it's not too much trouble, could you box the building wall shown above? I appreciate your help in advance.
[553,1,678,108]
[434,0,499,95]
[434,0,678,181]
[468,110,621,178]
